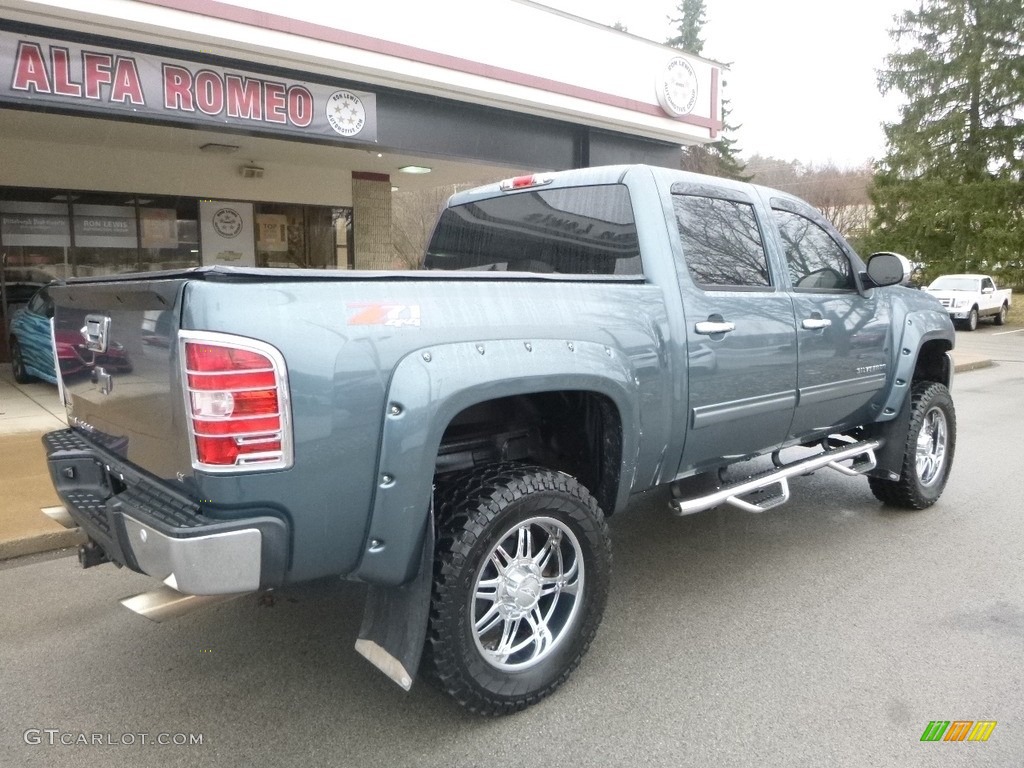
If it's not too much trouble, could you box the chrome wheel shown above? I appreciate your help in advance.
[868,381,955,510]
[472,516,584,671]
[915,406,948,487]
[429,465,610,714]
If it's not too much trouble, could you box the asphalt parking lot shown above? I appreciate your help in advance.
[1,330,1022,768]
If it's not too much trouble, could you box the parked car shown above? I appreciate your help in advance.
[9,286,131,384]
[923,273,1013,330]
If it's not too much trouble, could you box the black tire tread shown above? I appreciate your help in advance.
[10,338,33,384]
[993,303,1008,326]
[868,381,955,509]
[427,462,610,716]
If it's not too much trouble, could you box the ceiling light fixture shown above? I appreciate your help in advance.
[200,142,240,154]
[398,165,432,174]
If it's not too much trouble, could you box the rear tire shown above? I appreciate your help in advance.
[427,464,611,715]
[993,303,1008,326]
[868,382,955,509]
[10,338,33,384]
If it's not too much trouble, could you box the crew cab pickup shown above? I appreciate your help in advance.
[923,273,1012,331]
[41,165,957,715]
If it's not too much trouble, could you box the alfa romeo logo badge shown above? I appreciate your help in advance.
[212,208,243,238]
[656,57,699,117]
[326,90,366,137]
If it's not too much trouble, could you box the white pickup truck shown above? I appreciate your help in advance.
[923,274,1013,331]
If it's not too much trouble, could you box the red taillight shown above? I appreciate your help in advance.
[182,337,290,470]
[499,173,554,192]
[186,343,269,371]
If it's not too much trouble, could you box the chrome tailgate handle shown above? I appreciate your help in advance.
[694,321,736,335]
[82,314,111,352]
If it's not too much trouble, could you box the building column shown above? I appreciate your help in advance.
[351,171,393,270]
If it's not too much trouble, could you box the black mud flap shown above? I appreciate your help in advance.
[866,388,914,481]
[354,516,434,691]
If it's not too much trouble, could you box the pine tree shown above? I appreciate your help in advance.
[666,0,747,179]
[868,0,1024,284]
[666,0,706,54]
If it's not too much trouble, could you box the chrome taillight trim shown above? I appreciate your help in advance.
[178,330,294,474]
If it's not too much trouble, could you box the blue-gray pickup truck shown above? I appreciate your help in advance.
[42,165,956,715]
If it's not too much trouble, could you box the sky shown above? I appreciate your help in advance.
[539,0,911,168]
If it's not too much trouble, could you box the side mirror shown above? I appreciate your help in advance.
[864,251,912,288]
[982,286,994,294]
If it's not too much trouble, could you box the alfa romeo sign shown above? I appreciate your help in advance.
[0,28,378,143]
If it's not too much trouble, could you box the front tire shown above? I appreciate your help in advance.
[963,307,979,331]
[10,338,33,384]
[868,382,955,509]
[427,464,611,715]
[993,303,1008,326]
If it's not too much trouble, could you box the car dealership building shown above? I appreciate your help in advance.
[0,0,722,290]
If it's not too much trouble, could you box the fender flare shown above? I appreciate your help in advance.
[868,308,953,479]
[876,308,954,422]
[352,338,641,585]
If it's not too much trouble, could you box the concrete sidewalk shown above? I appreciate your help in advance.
[0,365,85,559]
[0,351,995,561]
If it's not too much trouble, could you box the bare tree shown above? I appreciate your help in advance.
[389,181,495,269]
[746,155,872,241]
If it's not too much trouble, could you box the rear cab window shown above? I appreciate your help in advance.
[424,184,642,276]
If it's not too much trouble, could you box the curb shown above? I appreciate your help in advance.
[0,527,86,561]
[953,358,994,373]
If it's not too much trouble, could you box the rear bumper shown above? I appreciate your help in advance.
[43,429,289,595]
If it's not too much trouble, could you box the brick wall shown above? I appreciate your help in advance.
[352,172,393,269]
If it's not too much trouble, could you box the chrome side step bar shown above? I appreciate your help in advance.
[671,439,881,516]
[121,585,247,622]
[41,505,77,529]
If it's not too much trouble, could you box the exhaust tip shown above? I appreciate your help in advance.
[120,585,246,622]
[41,505,76,529]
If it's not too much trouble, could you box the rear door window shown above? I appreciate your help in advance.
[424,184,641,275]
[672,195,772,289]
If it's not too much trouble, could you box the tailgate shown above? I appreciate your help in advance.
[50,278,191,481]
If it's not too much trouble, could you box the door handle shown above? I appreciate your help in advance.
[801,317,832,330]
[695,321,736,335]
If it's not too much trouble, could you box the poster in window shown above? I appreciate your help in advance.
[0,201,71,247]
[257,214,289,253]
[199,201,255,267]
[140,208,179,249]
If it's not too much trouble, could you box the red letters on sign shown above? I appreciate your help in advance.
[287,86,313,127]
[163,65,194,111]
[194,70,224,115]
[83,52,113,100]
[264,82,287,124]
[11,42,51,93]
[226,75,262,120]
[111,57,144,105]
[11,37,333,134]
[51,47,81,97]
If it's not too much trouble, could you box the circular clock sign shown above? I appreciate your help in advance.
[656,57,699,117]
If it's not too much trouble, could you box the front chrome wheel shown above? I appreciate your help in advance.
[915,406,948,487]
[471,516,584,671]
[867,381,956,510]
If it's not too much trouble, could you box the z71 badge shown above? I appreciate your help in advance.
[346,303,421,328]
